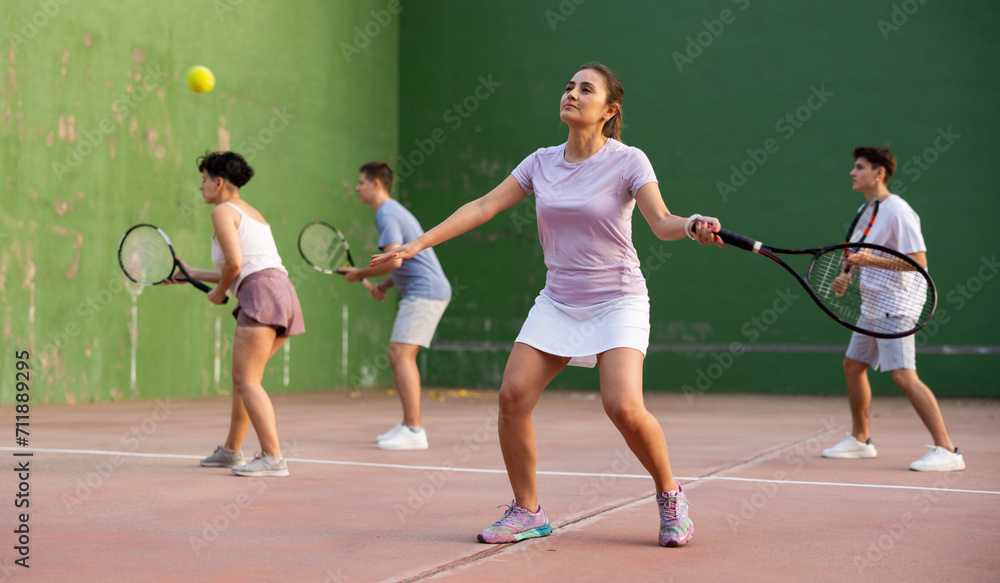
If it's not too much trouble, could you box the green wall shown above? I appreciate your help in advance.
[2,1,997,405]
[0,1,400,404]
[398,1,1000,397]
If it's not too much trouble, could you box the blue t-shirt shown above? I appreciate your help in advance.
[375,199,451,301]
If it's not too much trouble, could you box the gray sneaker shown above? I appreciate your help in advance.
[201,446,245,468]
[232,452,289,477]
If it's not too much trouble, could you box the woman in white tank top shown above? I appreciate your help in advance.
[172,151,305,478]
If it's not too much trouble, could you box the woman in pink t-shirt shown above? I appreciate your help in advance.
[371,62,723,547]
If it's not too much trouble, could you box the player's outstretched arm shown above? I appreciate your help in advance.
[635,183,724,247]
[370,175,529,266]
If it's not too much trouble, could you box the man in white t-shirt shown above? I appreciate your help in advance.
[822,146,965,472]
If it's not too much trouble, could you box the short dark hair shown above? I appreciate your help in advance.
[852,146,896,181]
[197,151,255,187]
[359,161,393,192]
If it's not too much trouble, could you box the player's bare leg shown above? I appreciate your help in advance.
[891,369,954,451]
[229,326,287,459]
[843,357,872,442]
[497,343,568,512]
[389,342,423,428]
[597,348,677,494]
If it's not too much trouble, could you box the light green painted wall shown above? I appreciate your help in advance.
[1,0,400,404]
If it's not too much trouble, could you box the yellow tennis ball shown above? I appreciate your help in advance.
[186,66,215,93]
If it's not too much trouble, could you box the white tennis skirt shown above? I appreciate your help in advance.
[514,292,650,368]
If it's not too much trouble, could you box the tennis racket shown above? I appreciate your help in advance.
[118,224,229,303]
[841,198,880,273]
[298,221,374,291]
[845,198,880,244]
[698,221,936,339]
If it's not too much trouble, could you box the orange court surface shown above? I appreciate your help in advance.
[4,390,998,582]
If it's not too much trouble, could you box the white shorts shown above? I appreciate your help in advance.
[390,297,449,348]
[514,293,650,368]
[845,315,917,371]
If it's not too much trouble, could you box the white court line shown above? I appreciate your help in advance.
[4,446,998,496]
[690,475,1000,495]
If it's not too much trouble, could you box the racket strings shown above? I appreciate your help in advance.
[299,224,348,271]
[119,227,175,284]
[810,246,932,336]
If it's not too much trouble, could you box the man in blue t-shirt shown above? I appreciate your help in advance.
[341,161,451,450]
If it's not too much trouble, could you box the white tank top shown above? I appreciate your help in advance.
[211,201,286,294]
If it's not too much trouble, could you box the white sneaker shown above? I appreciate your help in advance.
[376,423,407,443]
[910,446,965,472]
[822,434,878,459]
[377,426,428,450]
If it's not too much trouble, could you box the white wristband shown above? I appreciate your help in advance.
[684,214,702,240]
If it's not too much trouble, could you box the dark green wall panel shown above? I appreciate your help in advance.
[399,1,1000,395]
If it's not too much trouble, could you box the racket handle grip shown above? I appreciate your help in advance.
[715,228,758,252]
[689,219,759,252]
[189,279,230,304]
[361,278,374,291]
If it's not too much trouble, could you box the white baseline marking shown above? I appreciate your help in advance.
[3,447,997,496]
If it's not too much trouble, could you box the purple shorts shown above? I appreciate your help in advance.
[232,269,305,338]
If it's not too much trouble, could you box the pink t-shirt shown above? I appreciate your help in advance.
[512,138,657,305]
